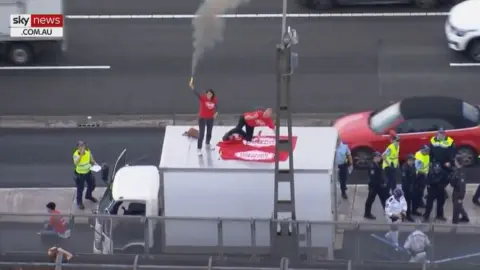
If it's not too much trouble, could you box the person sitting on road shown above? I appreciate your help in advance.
[38,202,71,239]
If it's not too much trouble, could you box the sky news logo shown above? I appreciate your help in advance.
[10,14,64,38]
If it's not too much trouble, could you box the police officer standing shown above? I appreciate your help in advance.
[450,156,470,224]
[382,135,400,194]
[336,141,353,199]
[423,163,448,222]
[412,145,430,216]
[403,222,430,263]
[73,141,98,209]
[430,128,455,172]
[364,152,388,220]
[401,154,416,222]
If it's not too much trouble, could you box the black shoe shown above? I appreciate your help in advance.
[406,216,414,222]
[460,217,470,223]
[412,211,422,216]
[473,200,480,206]
[77,203,85,210]
[341,193,348,199]
[364,214,376,220]
[86,196,98,203]
[435,216,447,222]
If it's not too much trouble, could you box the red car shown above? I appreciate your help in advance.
[334,96,480,169]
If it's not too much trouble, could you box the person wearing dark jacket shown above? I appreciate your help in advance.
[223,108,275,142]
[429,128,455,170]
[401,155,416,222]
[423,163,448,222]
[190,85,218,156]
[450,156,470,224]
[364,152,388,220]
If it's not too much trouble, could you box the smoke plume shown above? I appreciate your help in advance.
[191,0,252,76]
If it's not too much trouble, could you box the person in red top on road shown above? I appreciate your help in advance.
[223,108,275,142]
[190,85,218,156]
[38,202,71,239]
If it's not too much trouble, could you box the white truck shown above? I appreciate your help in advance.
[93,125,340,257]
[0,0,66,65]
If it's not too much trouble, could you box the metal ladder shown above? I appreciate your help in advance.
[272,41,297,257]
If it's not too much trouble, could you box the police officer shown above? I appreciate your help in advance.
[423,163,448,222]
[413,145,430,216]
[401,154,416,222]
[364,152,388,220]
[73,141,98,209]
[403,222,430,263]
[450,156,470,224]
[430,128,455,171]
[382,135,400,194]
[385,188,407,246]
[336,141,353,199]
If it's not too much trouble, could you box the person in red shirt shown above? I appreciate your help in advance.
[223,108,275,142]
[39,202,70,239]
[191,87,218,156]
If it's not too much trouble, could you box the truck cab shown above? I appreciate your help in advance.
[92,149,161,254]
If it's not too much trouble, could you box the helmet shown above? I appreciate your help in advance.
[393,188,403,198]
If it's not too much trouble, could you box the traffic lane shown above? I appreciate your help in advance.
[0,128,163,188]
[65,0,309,16]
[0,17,466,115]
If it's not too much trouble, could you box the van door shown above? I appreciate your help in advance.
[110,148,127,188]
[101,208,114,254]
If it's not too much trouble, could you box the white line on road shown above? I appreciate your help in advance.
[0,65,111,70]
[450,63,480,67]
[66,12,449,20]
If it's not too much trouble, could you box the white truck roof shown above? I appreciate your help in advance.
[159,125,339,172]
[112,165,159,201]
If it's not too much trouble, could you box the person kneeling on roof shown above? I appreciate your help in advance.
[223,108,275,142]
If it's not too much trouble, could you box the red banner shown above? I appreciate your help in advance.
[217,136,297,163]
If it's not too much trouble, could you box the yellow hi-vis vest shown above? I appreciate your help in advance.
[73,150,92,174]
[430,136,454,148]
[382,143,400,169]
[415,151,430,174]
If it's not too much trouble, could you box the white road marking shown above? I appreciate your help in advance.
[450,63,480,67]
[0,65,111,70]
[66,12,449,20]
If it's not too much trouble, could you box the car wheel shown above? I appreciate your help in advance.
[352,147,374,169]
[413,0,437,8]
[309,0,334,10]
[8,43,33,66]
[467,39,480,63]
[456,146,477,167]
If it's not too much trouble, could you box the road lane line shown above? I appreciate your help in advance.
[450,63,480,67]
[66,12,449,20]
[0,65,111,70]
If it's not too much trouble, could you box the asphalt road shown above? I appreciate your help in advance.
[0,128,163,188]
[1,6,476,115]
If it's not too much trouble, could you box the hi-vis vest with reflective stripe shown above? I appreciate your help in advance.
[430,136,454,148]
[73,150,92,174]
[382,143,400,169]
[415,151,430,174]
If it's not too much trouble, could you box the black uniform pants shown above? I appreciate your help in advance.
[364,186,388,215]
[385,167,397,194]
[402,186,414,217]
[223,116,255,142]
[338,163,348,193]
[452,197,468,223]
[423,187,446,219]
[75,172,95,205]
[412,174,427,212]
[197,118,214,149]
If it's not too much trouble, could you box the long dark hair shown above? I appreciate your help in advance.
[205,88,216,100]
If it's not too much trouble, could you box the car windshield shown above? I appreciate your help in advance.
[462,102,480,124]
[369,102,402,134]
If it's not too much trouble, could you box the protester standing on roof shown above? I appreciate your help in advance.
[189,83,218,156]
[223,108,275,142]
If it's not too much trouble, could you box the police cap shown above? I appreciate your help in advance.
[407,154,414,160]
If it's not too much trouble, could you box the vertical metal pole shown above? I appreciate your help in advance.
[273,0,297,260]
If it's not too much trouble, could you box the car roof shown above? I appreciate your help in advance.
[399,96,464,119]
